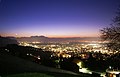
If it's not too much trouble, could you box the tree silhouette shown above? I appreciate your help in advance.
[100,7,120,51]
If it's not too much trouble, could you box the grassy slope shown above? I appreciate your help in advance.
[4,72,90,77]
[0,53,90,77]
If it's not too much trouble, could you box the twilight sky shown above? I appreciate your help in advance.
[0,0,120,37]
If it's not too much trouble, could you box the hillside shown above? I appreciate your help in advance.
[0,53,90,77]
[0,37,18,47]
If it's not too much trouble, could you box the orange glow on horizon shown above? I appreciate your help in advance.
[0,34,99,38]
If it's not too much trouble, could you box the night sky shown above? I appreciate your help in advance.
[0,0,120,37]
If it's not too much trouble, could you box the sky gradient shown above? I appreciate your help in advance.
[0,0,120,37]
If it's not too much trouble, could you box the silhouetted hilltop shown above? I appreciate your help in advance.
[31,36,48,38]
[0,36,18,47]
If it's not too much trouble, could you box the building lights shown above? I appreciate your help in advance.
[19,41,114,57]
[79,68,92,74]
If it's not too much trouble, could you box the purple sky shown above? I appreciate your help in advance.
[0,0,120,37]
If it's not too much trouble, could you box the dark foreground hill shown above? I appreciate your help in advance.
[0,53,92,77]
[0,37,18,47]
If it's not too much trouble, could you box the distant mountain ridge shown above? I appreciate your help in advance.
[17,36,100,43]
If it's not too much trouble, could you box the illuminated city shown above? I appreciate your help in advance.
[19,41,111,56]
[0,0,120,77]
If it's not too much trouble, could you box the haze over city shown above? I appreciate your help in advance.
[0,0,120,37]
